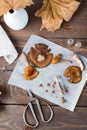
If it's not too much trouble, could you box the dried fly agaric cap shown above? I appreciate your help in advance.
[28,43,53,68]
[64,66,82,83]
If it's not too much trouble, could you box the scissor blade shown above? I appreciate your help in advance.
[28,90,37,102]
[28,90,33,97]
[36,99,53,123]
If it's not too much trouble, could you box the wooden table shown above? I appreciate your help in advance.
[0,0,87,130]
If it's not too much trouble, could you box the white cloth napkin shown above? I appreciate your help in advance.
[0,25,18,64]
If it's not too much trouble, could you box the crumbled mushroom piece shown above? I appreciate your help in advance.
[64,87,69,93]
[73,53,84,71]
[52,80,56,88]
[52,54,72,64]
[52,90,55,94]
[52,84,55,88]
[22,52,39,80]
[47,83,51,86]
[55,76,65,94]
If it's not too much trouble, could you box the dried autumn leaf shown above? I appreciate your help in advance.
[35,0,63,32]
[57,0,74,4]
[4,0,13,6]
[55,0,80,22]
[0,0,33,16]
[35,0,80,32]
[0,0,11,16]
[13,0,33,10]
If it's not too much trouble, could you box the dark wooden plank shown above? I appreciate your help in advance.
[0,105,26,130]
[0,105,87,130]
[0,71,29,104]
[36,106,87,130]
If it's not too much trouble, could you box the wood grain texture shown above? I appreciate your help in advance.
[0,105,87,130]
[0,0,87,130]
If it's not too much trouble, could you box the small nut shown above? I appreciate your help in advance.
[52,90,55,94]
[38,84,43,87]
[61,97,67,103]
[47,83,51,86]
[45,90,48,93]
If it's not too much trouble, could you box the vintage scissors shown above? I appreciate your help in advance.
[23,90,53,128]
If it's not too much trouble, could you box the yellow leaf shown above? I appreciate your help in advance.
[35,0,80,32]
[4,0,13,6]
[55,0,80,21]
[0,0,33,16]
[13,0,33,10]
[0,0,11,16]
[35,0,63,32]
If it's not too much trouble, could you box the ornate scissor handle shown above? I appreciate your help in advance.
[23,102,39,128]
[23,99,53,128]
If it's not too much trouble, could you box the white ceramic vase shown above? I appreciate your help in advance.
[4,8,28,30]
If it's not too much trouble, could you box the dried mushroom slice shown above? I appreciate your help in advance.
[52,54,72,64]
[52,54,62,64]
[73,53,85,71]
[28,43,53,68]
[35,43,48,50]
[64,66,82,83]
[23,71,39,80]
[23,66,39,80]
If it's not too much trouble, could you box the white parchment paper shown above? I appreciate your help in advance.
[8,35,87,111]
